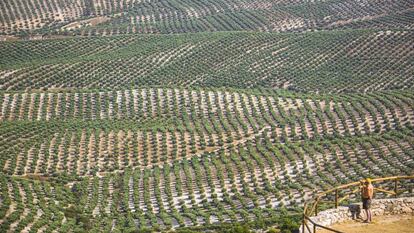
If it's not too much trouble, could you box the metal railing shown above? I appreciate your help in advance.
[302,175,414,233]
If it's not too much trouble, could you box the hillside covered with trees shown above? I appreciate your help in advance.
[0,0,413,232]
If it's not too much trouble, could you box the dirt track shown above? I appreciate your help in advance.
[319,214,414,233]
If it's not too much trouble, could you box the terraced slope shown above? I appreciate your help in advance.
[0,0,413,37]
[1,88,413,231]
[1,1,414,232]
[1,30,413,92]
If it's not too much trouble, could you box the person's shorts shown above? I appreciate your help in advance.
[362,198,371,209]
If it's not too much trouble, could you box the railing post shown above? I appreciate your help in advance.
[302,214,305,233]
[303,203,306,233]
[394,179,398,197]
[335,189,339,209]
[313,196,320,216]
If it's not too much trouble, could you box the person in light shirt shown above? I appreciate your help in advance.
[361,178,374,223]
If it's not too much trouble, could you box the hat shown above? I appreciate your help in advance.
[365,178,372,183]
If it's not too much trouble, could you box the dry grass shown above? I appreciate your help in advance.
[319,214,414,233]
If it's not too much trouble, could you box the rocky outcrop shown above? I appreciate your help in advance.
[301,197,414,232]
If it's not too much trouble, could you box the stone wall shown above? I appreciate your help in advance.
[300,197,414,233]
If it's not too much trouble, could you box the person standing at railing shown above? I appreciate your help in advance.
[361,178,374,223]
